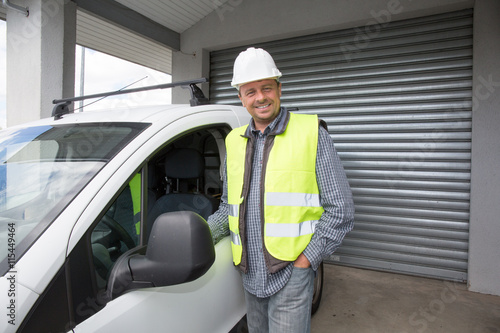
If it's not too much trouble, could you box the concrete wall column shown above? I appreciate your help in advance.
[171,48,209,104]
[6,0,76,127]
[468,0,500,296]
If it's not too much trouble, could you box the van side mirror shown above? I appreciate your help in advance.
[106,211,215,300]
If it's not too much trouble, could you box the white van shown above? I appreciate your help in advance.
[0,81,323,332]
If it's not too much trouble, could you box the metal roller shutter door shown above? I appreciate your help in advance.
[76,10,172,74]
[210,9,472,282]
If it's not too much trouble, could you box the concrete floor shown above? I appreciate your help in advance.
[311,264,500,333]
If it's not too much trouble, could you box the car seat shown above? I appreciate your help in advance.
[147,148,217,239]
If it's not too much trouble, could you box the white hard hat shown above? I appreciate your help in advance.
[231,47,282,89]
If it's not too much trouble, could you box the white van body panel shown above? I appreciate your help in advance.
[73,238,245,333]
[1,278,38,332]
[0,103,251,332]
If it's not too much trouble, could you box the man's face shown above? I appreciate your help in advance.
[238,79,282,131]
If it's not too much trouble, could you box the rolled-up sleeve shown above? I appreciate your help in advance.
[302,126,355,271]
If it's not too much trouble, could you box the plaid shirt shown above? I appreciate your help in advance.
[208,107,354,298]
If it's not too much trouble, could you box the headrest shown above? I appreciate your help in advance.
[164,148,204,179]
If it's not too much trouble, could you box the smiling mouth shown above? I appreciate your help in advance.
[256,104,271,109]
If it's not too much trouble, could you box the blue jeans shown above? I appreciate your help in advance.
[244,266,315,333]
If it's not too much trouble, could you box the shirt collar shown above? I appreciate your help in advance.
[249,107,286,136]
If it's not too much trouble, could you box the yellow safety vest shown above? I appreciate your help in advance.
[129,173,142,236]
[226,113,324,265]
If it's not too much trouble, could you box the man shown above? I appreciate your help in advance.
[208,47,354,333]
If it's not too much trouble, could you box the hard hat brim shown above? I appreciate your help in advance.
[231,75,282,90]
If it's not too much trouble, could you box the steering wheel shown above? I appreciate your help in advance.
[100,214,137,250]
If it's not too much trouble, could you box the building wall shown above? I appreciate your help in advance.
[468,0,500,296]
[173,0,500,296]
[5,0,76,127]
[172,0,473,102]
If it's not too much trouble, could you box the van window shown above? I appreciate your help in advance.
[0,123,149,276]
[91,173,142,290]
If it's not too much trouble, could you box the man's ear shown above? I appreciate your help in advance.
[238,93,245,107]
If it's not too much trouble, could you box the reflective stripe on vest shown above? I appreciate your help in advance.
[265,220,318,238]
[226,112,324,265]
[266,192,321,207]
[229,203,242,246]
[230,230,242,246]
[229,203,239,217]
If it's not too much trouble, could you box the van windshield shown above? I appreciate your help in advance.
[0,122,149,274]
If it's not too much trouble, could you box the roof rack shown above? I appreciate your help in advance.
[52,78,209,120]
